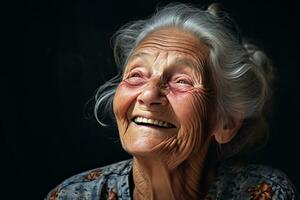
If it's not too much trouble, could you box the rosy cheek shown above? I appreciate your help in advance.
[113,81,142,120]
[169,93,195,119]
[169,89,209,154]
[168,88,208,126]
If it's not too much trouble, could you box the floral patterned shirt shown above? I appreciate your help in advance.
[45,159,299,200]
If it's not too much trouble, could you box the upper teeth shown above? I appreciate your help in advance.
[134,117,173,128]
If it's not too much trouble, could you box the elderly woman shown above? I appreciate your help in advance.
[46,3,298,200]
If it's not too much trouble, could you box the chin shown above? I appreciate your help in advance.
[120,121,177,154]
[122,138,159,155]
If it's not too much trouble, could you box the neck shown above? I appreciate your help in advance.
[132,142,213,200]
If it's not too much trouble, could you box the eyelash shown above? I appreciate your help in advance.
[124,70,146,85]
[174,77,193,86]
[127,71,143,79]
[177,79,188,84]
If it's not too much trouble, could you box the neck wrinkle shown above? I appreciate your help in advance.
[132,157,176,200]
[132,138,213,200]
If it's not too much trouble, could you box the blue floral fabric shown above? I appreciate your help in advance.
[45,159,299,200]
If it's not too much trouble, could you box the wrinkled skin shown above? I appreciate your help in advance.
[113,27,215,200]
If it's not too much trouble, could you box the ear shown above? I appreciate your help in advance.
[212,117,243,144]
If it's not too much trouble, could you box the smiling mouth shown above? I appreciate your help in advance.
[132,116,176,128]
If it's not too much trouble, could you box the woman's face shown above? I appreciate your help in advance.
[113,28,210,164]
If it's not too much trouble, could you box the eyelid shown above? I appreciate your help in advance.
[123,68,147,86]
[176,78,191,84]
[124,67,149,81]
[130,66,144,74]
[128,70,143,78]
[172,74,194,85]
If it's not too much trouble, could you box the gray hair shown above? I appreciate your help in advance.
[94,3,273,160]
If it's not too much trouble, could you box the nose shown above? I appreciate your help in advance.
[137,79,168,107]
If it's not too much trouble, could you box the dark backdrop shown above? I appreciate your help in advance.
[2,0,299,199]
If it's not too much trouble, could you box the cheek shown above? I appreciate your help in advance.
[113,82,140,122]
[169,89,209,149]
[161,90,209,168]
[170,89,207,127]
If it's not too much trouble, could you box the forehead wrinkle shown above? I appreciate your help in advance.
[142,29,207,52]
[145,44,206,77]
[139,35,208,64]
[146,34,203,50]
[135,28,208,65]
[130,52,151,61]
[173,57,202,70]
[138,43,206,66]
[140,39,203,56]
[124,52,152,75]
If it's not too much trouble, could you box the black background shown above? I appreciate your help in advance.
[2,0,299,199]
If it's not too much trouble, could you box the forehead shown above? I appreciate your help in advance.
[131,27,208,63]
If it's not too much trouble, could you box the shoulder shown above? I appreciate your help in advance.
[44,159,132,200]
[209,160,299,200]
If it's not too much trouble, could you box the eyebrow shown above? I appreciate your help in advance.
[173,58,198,69]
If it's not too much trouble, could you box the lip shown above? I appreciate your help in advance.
[131,115,177,128]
